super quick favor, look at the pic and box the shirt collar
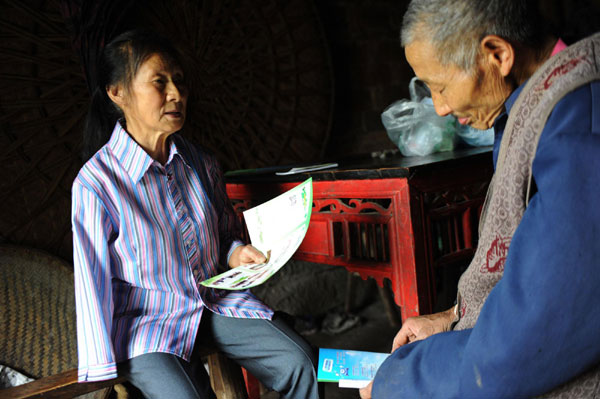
[491,82,526,166]
[550,38,567,57]
[504,83,526,115]
[168,134,193,170]
[108,121,190,184]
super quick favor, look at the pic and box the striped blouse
[72,122,273,382]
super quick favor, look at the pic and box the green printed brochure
[201,178,312,290]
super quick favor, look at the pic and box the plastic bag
[456,124,495,147]
[381,77,457,157]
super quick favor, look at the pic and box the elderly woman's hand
[228,244,267,268]
[391,306,457,353]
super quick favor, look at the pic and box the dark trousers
[117,311,319,399]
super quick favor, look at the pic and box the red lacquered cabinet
[226,147,493,321]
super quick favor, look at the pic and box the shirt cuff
[78,363,118,382]
[226,240,245,267]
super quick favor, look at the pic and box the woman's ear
[106,84,126,107]
[480,35,514,77]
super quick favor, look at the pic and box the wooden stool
[205,350,248,399]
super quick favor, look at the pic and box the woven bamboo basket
[0,0,333,260]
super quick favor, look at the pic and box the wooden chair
[0,244,248,399]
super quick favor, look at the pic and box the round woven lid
[0,244,77,379]
[0,0,333,260]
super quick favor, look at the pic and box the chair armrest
[0,368,126,399]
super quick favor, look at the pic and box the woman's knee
[266,348,318,398]
[286,347,317,376]
[118,352,214,399]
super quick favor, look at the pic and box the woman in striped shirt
[72,29,319,399]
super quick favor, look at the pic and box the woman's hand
[228,244,267,268]
[359,381,373,399]
[391,306,457,353]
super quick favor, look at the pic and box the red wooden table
[226,147,493,321]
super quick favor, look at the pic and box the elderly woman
[360,1,600,398]
[72,30,319,399]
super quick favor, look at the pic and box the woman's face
[116,53,188,138]
[405,40,513,130]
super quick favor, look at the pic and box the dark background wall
[317,0,411,159]
[0,0,599,260]
[317,0,600,160]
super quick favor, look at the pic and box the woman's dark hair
[82,29,184,161]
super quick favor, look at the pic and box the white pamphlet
[201,178,312,290]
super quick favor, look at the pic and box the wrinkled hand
[359,381,373,399]
[391,306,457,353]
[228,244,267,268]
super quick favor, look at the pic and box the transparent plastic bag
[381,77,457,157]
[456,124,495,147]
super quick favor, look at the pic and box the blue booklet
[317,348,389,388]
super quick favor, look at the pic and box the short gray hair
[401,0,548,71]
